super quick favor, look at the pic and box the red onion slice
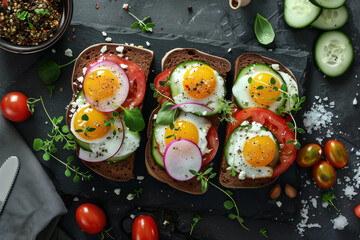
[163,139,202,181]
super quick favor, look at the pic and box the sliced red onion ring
[163,139,202,181]
[79,116,125,162]
[83,61,129,112]
[170,102,214,112]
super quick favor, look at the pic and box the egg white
[279,71,299,112]
[154,111,211,155]
[226,121,277,179]
[169,61,225,115]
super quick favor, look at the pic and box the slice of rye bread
[66,43,154,182]
[145,49,231,194]
[219,53,298,188]
[145,106,221,194]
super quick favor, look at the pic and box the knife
[0,156,20,215]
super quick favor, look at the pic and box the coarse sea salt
[303,103,334,134]
[343,185,357,200]
[65,48,73,57]
[331,215,348,230]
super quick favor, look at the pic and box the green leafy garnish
[254,13,275,45]
[218,98,236,124]
[38,58,77,97]
[98,227,115,240]
[259,228,268,238]
[30,97,93,182]
[322,192,340,212]
[130,188,143,199]
[156,101,179,129]
[189,168,249,231]
[34,9,50,16]
[226,158,237,177]
[104,111,119,127]
[129,12,155,32]
[190,214,202,235]
[114,105,145,132]
[16,10,34,29]
[150,83,173,103]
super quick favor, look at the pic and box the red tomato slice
[90,54,146,109]
[153,68,174,105]
[227,107,296,177]
[203,126,219,165]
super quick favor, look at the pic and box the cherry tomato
[325,140,348,168]
[312,161,336,188]
[1,92,31,122]
[76,203,106,234]
[132,215,159,240]
[355,204,360,218]
[296,143,323,167]
[228,108,296,177]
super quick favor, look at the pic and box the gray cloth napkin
[0,114,68,240]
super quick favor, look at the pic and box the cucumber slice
[75,137,92,152]
[314,31,353,77]
[310,0,346,9]
[311,6,348,30]
[284,0,321,28]
[151,127,164,168]
[106,129,140,163]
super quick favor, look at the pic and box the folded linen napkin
[0,114,68,240]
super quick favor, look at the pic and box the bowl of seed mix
[0,0,73,54]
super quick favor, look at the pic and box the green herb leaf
[189,169,198,176]
[225,190,233,196]
[322,191,340,212]
[75,129,83,133]
[156,101,179,127]
[228,213,237,219]
[62,125,69,133]
[281,83,288,92]
[67,156,75,163]
[259,228,269,238]
[257,86,264,90]
[286,140,295,144]
[287,122,295,128]
[224,200,234,210]
[33,138,44,151]
[248,77,253,84]
[298,128,306,134]
[38,59,61,85]
[276,97,282,102]
[64,169,71,177]
[270,77,276,85]
[121,107,145,132]
[73,175,80,183]
[254,13,275,45]
[81,114,89,121]
[203,167,213,175]
[87,127,96,132]
[43,153,50,161]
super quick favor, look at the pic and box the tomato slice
[89,54,146,109]
[203,126,219,165]
[227,107,296,177]
[153,68,174,105]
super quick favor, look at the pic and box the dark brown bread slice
[145,106,220,194]
[66,43,153,182]
[219,53,298,188]
[161,48,231,78]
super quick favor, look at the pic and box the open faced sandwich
[66,43,153,181]
[145,48,231,194]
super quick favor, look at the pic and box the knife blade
[0,156,20,214]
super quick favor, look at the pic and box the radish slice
[170,102,214,112]
[83,61,129,112]
[163,139,202,181]
[78,116,125,162]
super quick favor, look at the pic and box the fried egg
[225,121,280,179]
[154,111,212,156]
[233,63,289,113]
[169,61,226,116]
[83,60,129,112]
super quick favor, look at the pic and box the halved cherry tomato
[1,92,31,122]
[154,67,174,105]
[227,108,296,177]
[132,215,159,240]
[203,126,219,165]
[296,143,323,167]
[312,161,336,188]
[355,204,360,218]
[89,54,146,109]
[325,140,348,168]
[76,203,106,234]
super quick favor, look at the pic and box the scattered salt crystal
[323,97,328,101]
[130,214,136,219]
[163,220,170,225]
[322,202,328,208]
[228,48,232,53]
[315,96,320,99]
[310,198,317,208]
[100,45,107,54]
[146,41,150,47]
[271,64,280,71]
[65,48,73,57]
[303,102,334,134]
[73,197,79,202]
[102,31,107,36]
[137,176,144,180]
[276,201,282,207]
[331,215,348,230]
[92,187,95,191]
[51,49,56,53]
[130,43,134,46]
[316,137,323,145]
[125,57,129,60]
[105,37,112,42]
[353,98,358,106]
[127,193,134,201]
[114,188,121,195]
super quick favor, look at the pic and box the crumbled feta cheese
[100,45,107,54]
[102,31,107,36]
[146,41,150,47]
[137,176,145,180]
[77,76,84,83]
[120,64,128,69]
[127,193,134,201]
[271,64,280,71]
[331,215,348,230]
[65,48,73,57]
[238,171,246,180]
[276,201,282,207]
[105,37,112,42]
[153,114,157,120]
[114,188,121,195]
[83,67,87,75]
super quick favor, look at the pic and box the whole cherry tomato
[0,92,31,122]
[76,203,106,234]
[325,140,348,168]
[132,215,159,240]
[355,204,360,218]
[296,143,323,167]
[312,161,336,188]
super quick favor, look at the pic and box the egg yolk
[243,135,276,167]
[183,65,217,99]
[249,73,281,108]
[164,120,199,146]
[83,69,120,101]
[73,106,110,140]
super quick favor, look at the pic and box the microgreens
[150,83,173,103]
[29,97,93,183]
[34,9,50,16]
[322,191,340,212]
[104,111,118,127]
[38,58,77,97]
[113,105,145,132]
[248,76,306,150]
[218,98,236,124]
[130,188,143,199]
[159,80,170,87]
[190,213,202,235]
[226,158,237,177]
[75,114,96,137]
[189,168,249,231]
[156,101,179,130]
[259,228,269,238]
[99,227,115,240]
[16,10,34,29]
[129,12,155,32]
